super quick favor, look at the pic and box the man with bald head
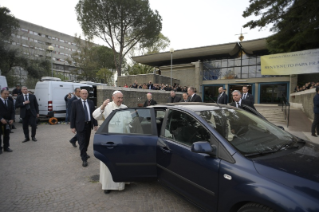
[70,89,98,167]
[217,87,228,104]
[143,93,157,107]
[92,90,129,194]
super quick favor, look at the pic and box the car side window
[164,110,211,146]
[106,108,153,135]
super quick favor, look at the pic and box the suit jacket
[167,96,181,103]
[147,83,154,89]
[217,92,228,104]
[314,93,319,114]
[0,98,15,121]
[143,99,157,107]
[242,93,254,104]
[230,99,256,111]
[70,99,98,132]
[188,94,202,102]
[15,94,39,118]
[67,96,79,117]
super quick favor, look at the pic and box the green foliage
[243,0,319,53]
[26,59,51,79]
[124,63,153,75]
[75,0,162,76]
[0,7,19,40]
[96,68,113,84]
[53,71,69,81]
[70,35,115,81]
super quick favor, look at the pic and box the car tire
[238,203,274,212]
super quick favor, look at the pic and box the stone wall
[290,88,316,120]
[117,73,180,87]
[97,85,184,108]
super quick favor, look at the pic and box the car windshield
[196,109,297,155]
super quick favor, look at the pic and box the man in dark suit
[147,81,154,90]
[230,90,256,111]
[187,86,202,102]
[217,87,228,104]
[15,86,39,142]
[68,88,81,147]
[168,91,181,103]
[311,86,319,137]
[242,86,254,106]
[180,93,188,102]
[143,93,157,107]
[0,89,15,153]
[70,89,98,167]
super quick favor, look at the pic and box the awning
[132,38,268,67]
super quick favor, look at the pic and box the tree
[70,35,116,81]
[0,7,19,40]
[96,68,113,84]
[242,0,319,53]
[75,0,162,76]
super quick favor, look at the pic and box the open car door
[94,108,158,182]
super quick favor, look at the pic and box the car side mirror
[191,142,217,157]
[277,126,285,130]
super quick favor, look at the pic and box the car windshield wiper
[244,150,278,157]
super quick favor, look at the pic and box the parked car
[93,103,319,212]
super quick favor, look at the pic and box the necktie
[244,94,246,99]
[83,101,89,122]
[25,95,30,110]
[4,99,7,108]
[236,102,240,108]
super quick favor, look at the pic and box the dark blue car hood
[253,142,319,199]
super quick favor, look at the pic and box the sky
[1,0,273,52]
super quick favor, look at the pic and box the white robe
[92,102,128,191]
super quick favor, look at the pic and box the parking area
[0,121,200,212]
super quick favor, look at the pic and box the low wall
[117,73,180,87]
[290,88,316,120]
[97,85,184,108]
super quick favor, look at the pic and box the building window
[71,42,76,46]
[51,37,56,40]
[22,44,29,48]
[12,42,16,45]
[21,28,28,32]
[45,42,52,45]
[21,36,28,40]
[11,33,16,37]
[16,35,21,38]
[60,39,64,43]
[60,46,64,49]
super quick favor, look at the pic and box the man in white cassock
[92,90,130,194]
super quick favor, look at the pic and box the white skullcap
[112,90,122,95]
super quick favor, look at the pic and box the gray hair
[232,90,242,96]
[21,86,28,89]
[112,91,123,96]
[188,86,195,92]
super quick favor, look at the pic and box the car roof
[150,102,237,112]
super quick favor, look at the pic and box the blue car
[93,103,319,212]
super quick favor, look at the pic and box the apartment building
[8,19,87,81]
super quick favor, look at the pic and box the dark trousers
[70,134,78,143]
[23,110,37,139]
[0,124,10,149]
[311,113,319,135]
[77,122,92,161]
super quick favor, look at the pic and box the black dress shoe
[32,137,37,141]
[82,161,88,167]
[0,149,2,154]
[22,138,30,143]
[10,131,14,133]
[69,140,77,147]
[4,148,13,152]
[312,134,317,137]
[86,155,90,159]
[12,125,16,129]
[104,190,110,194]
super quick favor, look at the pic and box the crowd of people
[294,81,319,92]
[123,80,190,93]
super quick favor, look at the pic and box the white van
[34,80,93,118]
[0,76,8,90]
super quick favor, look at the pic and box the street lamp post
[47,46,54,77]
[170,48,174,86]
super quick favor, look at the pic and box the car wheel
[238,203,274,212]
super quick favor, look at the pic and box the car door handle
[102,142,116,149]
[160,146,171,154]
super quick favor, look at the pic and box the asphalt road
[0,121,200,212]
